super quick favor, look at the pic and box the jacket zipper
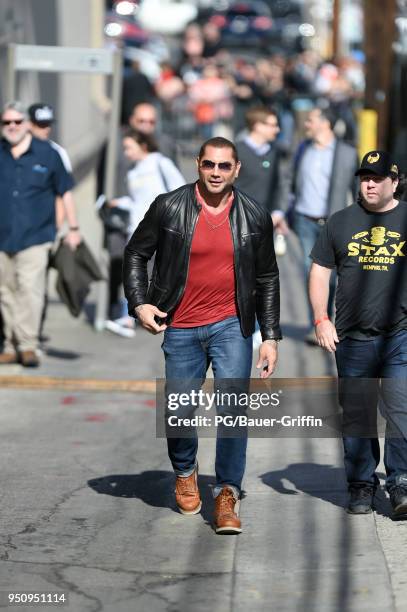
[229,208,242,319]
[166,206,201,317]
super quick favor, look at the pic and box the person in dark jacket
[123,137,281,534]
[289,105,359,344]
[97,102,180,320]
[235,106,288,348]
[236,106,286,221]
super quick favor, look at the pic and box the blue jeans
[335,331,407,489]
[292,212,335,327]
[162,315,252,494]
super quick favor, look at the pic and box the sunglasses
[2,118,24,126]
[200,160,233,171]
[136,118,156,125]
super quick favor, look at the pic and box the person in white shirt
[111,130,185,237]
[105,129,185,337]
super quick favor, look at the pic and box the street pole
[6,43,122,332]
[6,44,16,100]
[363,0,397,149]
[332,0,341,60]
[94,49,123,331]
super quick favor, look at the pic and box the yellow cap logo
[391,163,398,173]
[367,152,380,164]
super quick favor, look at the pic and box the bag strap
[157,157,170,192]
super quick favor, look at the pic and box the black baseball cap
[28,103,55,126]
[355,150,399,178]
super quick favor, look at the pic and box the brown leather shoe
[20,350,40,368]
[214,487,242,534]
[0,352,18,365]
[175,467,202,515]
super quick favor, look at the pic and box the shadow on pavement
[374,487,394,519]
[45,347,83,360]
[261,464,402,522]
[260,462,348,508]
[88,471,217,523]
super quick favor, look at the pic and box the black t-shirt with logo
[310,201,407,339]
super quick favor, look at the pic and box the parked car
[208,1,274,48]
[104,11,169,61]
[104,11,150,47]
[264,0,303,19]
[264,0,308,52]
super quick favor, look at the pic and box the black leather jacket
[123,182,281,340]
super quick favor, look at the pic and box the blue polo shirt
[0,136,74,253]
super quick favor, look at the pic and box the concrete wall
[55,0,109,167]
[0,0,108,169]
[0,0,41,104]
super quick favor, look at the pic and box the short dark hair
[395,173,407,199]
[314,106,337,130]
[198,137,239,162]
[122,128,158,153]
[245,106,278,131]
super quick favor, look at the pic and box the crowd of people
[95,23,368,335]
[121,23,365,149]
[1,27,407,533]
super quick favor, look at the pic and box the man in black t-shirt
[309,150,407,518]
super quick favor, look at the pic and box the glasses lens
[201,160,216,169]
[200,160,233,171]
[2,119,24,126]
[218,162,233,171]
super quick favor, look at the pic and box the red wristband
[314,316,330,327]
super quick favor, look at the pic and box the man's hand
[63,229,81,250]
[256,339,279,379]
[315,320,339,352]
[271,211,289,236]
[135,304,168,334]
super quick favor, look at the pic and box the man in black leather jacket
[123,137,281,534]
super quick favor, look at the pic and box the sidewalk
[0,387,397,612]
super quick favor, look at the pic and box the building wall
[55,0,108,166]
[0,0,108,169]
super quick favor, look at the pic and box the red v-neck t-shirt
[171,185,237,327]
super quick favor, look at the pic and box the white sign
[14,45,113,74]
